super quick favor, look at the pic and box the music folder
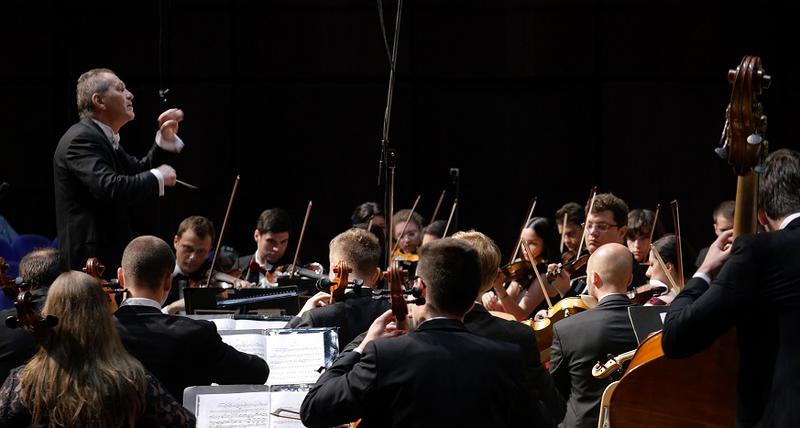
[627,305,669,344]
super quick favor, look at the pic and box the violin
[5,290,58,343]
[269,262,326,284]
[329,261,351,304]
[528,294,597,362]
[500,259,548,285]
[626,281,668,305]
[546,253,590,283]
[83,258,127,310]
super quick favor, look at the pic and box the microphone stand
[377,0,405,270]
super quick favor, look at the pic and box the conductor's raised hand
[158,108,184,141]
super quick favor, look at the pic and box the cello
[604,55,769,427]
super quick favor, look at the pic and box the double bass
[604,55,769,427]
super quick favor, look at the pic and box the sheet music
[236,319,288,330]
[210,318,289,331]
[269,389,307,428]
[211,318,236,330]
[196,391,270,428]
[266,332,325,385]
[220,333,268,362]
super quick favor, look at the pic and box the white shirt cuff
[353,347,364,354]
[155,131,184,153]
[692,271,711,286]
[150,168,165,197]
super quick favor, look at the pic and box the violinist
[234,208,292,285]
[625,208,665,263]
[114,236,269,401]
[482,217,561,320]
[548,243,639,428]
[0,248,67,383]
[694,200,734,268]
[452,230,566,426]
[421,219,447,245]
[301,239,539,428]
[663,149,800,427]
[286,228,390,346]
[638,234,694,306]
[0,271,195,427]
[162,215,215,311]
[566,193,647,295]
[555,202,584,256]
[351,201,386,231]
[391,208,425,261]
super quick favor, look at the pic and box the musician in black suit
[53,68,184,272]
[548,243,639,428]
[301,239,538,428]
[0,248,67,383]
[162,216,215,311]
[663,149,800,428]
[286,228,389,347]
[234,208,292,285]
[114,236,269,400]
[452,230,565,427]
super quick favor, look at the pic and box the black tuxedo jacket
[465,304,566,426]
[301,318,538,428]
[285,287,390,348]
[663,217,800,427]
[53,119,173,271]
[114,304,269,400]
[549,294,638,428]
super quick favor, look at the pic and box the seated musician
[0,271,195,427]
[285,228,390,347]
[663,149,800,427]
[301,239,540,428]
[421,219,447,245]
[559,193,646,295]
[548,243,639,428]
[452,230,566,426]
[391,208,424,260]
[114,236,269,400]
[234,208,292,285]
[694,199,734,268]
[641,234,695,306]
[555,202,584,256]
[625,208,665,263]
[351,201,386,231]
[162,215,215,312]
[482,217,562,321]
[0,248,68,383]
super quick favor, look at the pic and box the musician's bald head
[585,243,633,298]
[120,236,175,297]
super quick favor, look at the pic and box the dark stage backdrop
[1,0,797,267]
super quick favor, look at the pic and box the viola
[5,290,58,343]
[528,294,597,362]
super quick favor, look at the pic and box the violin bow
[429,190,446,225]
[650,244,679,293]
[670,200,684,287]
[442,198,458,237]
[559,212,568,254]
[390,195,422,256]
[206,175,240,287]
[575,187,597,261]
[290,201,313,279]
[649,204,661,244]
[510,198,537,264]
[521,239,553,310]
